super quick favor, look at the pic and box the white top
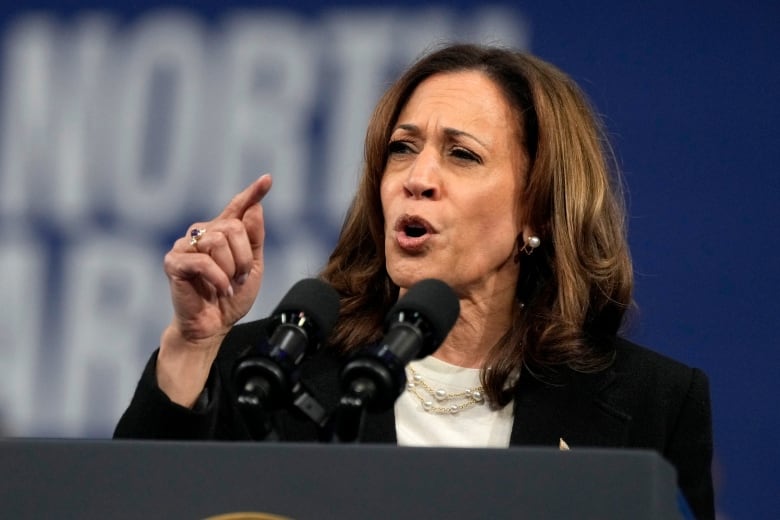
[394,355,514,448]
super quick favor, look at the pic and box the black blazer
[115,319,714,519]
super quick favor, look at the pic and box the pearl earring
[520,235,541,255]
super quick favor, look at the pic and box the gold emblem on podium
[205,512,293,520]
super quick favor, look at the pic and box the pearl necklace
[406,365,485,415]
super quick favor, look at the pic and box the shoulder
[612,337,698,379]
[607,339,714,517]
[610,336,708,389]
[604,337,710,421]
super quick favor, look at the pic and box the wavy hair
[320,43,633,406]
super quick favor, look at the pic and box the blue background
[0,2,777,518]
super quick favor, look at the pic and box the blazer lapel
[300,350,631,447]
[509,365,631,449]
[359,364,630,447]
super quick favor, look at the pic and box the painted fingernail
[236,273,249,285]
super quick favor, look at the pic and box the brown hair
[320,43,633,406]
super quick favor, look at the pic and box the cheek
[380,172,407,228]
[379,180,392,227]
[456,199,520,255]
[469,194,520,233]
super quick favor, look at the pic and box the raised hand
[156,174,273,406]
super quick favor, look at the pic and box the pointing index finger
[218,174,273,219]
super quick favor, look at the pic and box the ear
[521,224,536,243]
[516,225,542,257]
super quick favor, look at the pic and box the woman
[115,44,714,518]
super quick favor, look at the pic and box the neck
[432,284,517,368]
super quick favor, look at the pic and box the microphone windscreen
[272,278,340,337]
[387,279,460,347]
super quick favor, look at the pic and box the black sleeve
[113,349,222,440]
[113,319,293,441]
[664,367,715,520]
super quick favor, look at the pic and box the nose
[403,147,441,199]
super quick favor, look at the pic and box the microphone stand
[332,378,377,443]
[232,277,341,441]
[234,328,330,440]
[331,338,411,443]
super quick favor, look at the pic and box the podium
[0,439,684,519]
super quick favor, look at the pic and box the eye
[388,140,415,155]
[451,147,482,164]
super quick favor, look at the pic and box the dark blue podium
[0,439,684,519]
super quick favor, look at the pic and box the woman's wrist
[156,325,225,408]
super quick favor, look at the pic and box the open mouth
[396,215,434,238]
[405,223,427,238]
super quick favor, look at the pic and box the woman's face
[381,70,529,299]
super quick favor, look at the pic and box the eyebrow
[393,124,488,149]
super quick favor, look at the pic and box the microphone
[338,278,460,420]
[233,278,340,431]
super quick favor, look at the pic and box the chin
[388,265,447,291]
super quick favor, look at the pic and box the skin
[157,174,272,407]
[381,71,533,368]
[157,70,533,407]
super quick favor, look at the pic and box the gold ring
[189,228,206,249]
